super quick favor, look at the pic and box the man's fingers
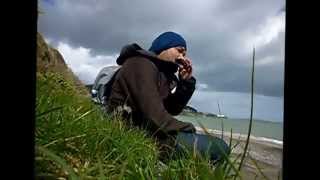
[185,58,192,66]
[180,69,186,76]
[179,69,192,80]
[187,66,192,73]
[179,69,186,76]
[181,73,187,80]
[187,73,192,79]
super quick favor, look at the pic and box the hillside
[37,33,89,96]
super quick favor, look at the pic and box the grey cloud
[279,5,286,13]
[193,30,285,97]
[195,55,284,97]
[38,0,285,97]
[38,0,191,55]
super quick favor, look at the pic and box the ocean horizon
[176,114,283,141]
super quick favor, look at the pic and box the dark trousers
[175,132,230,163]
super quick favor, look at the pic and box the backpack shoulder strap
[102,68,121,104]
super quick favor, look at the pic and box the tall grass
[35,72,159,179]
[238,47,256,172]
[35,72,245,179]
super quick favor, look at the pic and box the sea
[175,114,283,141]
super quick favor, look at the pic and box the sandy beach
[195,127,283,179]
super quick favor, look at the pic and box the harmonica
[176,58,192,73]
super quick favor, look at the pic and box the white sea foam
[195,126,283,146]
[254,136,283,145]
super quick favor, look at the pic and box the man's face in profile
[157,46,186,63]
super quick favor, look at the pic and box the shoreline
[195,126,283,179]
[195,126,283,147]
[176,114,283,143]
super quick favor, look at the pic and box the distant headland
[181,105,228,118]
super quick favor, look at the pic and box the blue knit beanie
[149,32,187,55]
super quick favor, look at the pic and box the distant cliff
[181,106,223,118]
[182,105,198,113]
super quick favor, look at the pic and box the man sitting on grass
[106,31,230,163]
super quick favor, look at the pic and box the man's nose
[177,53,185,59]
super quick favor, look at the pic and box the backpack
[91,65,121,105]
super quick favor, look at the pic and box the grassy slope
[35,33,247,179]
[36,72,159,179]
[36,71,243,179]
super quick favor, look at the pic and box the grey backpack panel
[91,65,121,104]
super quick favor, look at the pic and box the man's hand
[177,57,193,80]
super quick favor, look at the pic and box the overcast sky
[38,0,285,122]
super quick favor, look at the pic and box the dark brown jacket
[107,44,196,140]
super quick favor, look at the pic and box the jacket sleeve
[120,58,195,135]
[163,76,196,115]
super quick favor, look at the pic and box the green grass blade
[36,145,79,180]
[223,128,234,172]
[197,121,243,180]
[248,153,270,180]
[36,106,64,117]
[97,154,107,180]
[229,128,233,150]
[225,153,242,178]
[118,161,128,179]
[221,118,224,140]
[72,109,94,123]
[238,47,256,172]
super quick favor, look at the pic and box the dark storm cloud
[38,0,285,97]
[194,31,285,97]
[38,0,189,55]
